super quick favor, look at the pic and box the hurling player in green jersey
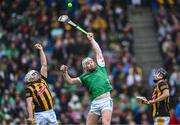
[60,33,113,125]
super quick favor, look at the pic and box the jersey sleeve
[77,77,82,84]
[97,57,105,67]
[25,87,33,98]
[159,82,169,92]
[79,74,85,84]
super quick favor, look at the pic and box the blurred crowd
[0,0,179,124]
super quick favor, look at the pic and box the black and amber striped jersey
[152,80,170,118]
[25,75,54,112]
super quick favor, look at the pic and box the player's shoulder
[25,84,33,92]
[79,72,89,78]
[158,80,168,87]
[41,78,47,84]
[26,83,32,88]
[97,64,105,68]
[96,64,106,70]
[97,64,107,73]
[157,80,169,91]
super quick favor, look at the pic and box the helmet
[153,68,167,81]
[82,57,96,72]
[24,70,41,83]
[82,57,93,69]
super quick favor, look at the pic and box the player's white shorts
[34,109,58,125]
[90,97,113,116]
[154,116,170,125]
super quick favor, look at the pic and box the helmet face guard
[153,68,167,82]
[24,70,41,83]
[82,57,96,72]
[82,57,93,68]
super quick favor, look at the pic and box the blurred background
[0,0,179,124]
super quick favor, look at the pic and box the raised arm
[34,44,47,78]
[60,65,81,84]
[87,33,105,67]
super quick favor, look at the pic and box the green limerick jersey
[79,65,113,101]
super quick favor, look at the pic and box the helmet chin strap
[153,78,165,84]
[153,79,159,83]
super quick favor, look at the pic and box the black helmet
[153,68,168,81]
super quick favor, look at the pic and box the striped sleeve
[159,82,169,92]
[25,87,33,98]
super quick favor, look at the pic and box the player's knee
[102,118,111,125]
